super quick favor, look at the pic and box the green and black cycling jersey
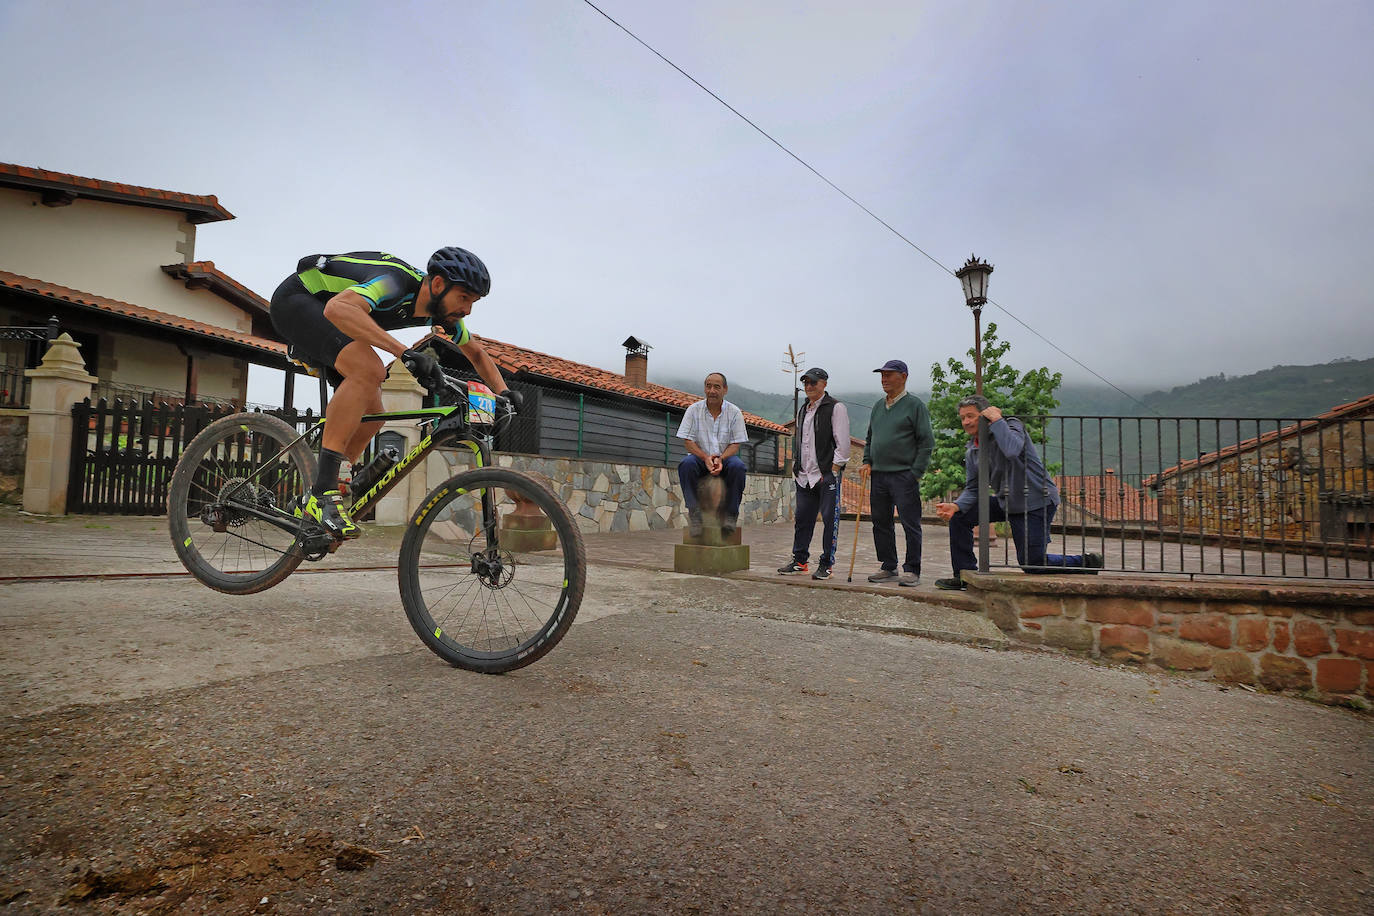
[290,251,470,344]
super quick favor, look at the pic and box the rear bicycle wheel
[399,467,586,673]
[167,412,317,594]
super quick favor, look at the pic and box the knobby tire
[398,467,586,674]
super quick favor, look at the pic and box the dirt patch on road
[43,827,352,913]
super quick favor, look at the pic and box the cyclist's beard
[425,292,456,335]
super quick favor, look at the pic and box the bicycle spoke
[168,413,315,594]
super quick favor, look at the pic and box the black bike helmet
[427,246,491,297]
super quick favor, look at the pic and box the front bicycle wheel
[168,412,317,594]
[399,467,586,673]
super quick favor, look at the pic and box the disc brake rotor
[469,541,517,589]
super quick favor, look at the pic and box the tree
[923,321,1062,501]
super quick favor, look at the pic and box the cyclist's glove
[401,348,445,394]
[497,389,525,416]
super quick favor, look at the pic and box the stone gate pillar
[23,334,96,515]
[373,364,426,525]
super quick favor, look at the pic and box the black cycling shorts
[269,276,351,388]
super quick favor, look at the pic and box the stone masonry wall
[1156,416,1373,541]
[968,576,1374,701]
[0,412,27,504]
[432,448,792,534]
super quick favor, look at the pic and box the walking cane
[847,469,868,582]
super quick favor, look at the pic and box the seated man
[676,372,749,537]
[933,395,1102,589]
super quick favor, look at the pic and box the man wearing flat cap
[778,367,851,580]
[861,359,934,586]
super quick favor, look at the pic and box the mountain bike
[166,370,585,674]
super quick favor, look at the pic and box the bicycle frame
[221,399,496,539]
[346,406,493,517]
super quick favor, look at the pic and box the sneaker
[1084,552,1104,574]
[811,566,833,580]
[867,569,898,583]
[722,514,739,536]
[778,559,809,574]
[934,576,967,591]
[898,572,920,587]
[688,509,703,538]
[301,490,359,540]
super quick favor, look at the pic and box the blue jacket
[954,417,1059,514]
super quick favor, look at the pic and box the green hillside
[1134,358,1373,418]
[1047,359,1373,475]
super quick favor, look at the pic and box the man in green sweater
[861,359,934,586]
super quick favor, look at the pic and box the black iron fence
[0,362,28,410]
[67,399,320,515]
[968,414,1373,581]
[0,316,59,409]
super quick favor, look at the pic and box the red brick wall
[974,581,1374,700]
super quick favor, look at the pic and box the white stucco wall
[105,333,244,403]
[0,188,249,332]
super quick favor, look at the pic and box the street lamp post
[954,254,994,572]
[954,255,994,395]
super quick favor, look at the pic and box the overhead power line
[579,0,1155,413]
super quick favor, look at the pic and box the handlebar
[404,337,518,422]
[429,371,518,423]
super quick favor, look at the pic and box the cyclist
[269,247,522,540]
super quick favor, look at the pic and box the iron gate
[66,399,316,515]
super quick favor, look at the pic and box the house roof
[1145,393,1374,485]
[0,269,287,363]
[160,261,270,317]
[424,333,788,433]
[0,162,234,224]
[1056,474,1159,522]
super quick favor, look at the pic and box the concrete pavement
[0,508,1000,644]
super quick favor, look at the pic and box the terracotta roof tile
[0,162,233,223]
[1145,393,1374,484]
[160,261,270,316]
[0,269,285,360]
[1056,475,1159,522]
[428,333,788,432]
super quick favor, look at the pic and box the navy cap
[801,367,828,382]
[873,359,908,374]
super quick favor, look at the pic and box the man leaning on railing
[933,395,1103,590]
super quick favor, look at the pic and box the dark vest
[793,394,839,477]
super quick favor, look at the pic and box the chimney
[622,335,651,388]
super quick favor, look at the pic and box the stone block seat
[498,471,559,552]
[673,476,749,574]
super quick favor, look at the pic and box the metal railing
[968,414,1372,581]
[0,362,29,409]
[0,316,60,408]
[90,380,243,409]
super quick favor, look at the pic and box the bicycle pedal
[297,523,335,554]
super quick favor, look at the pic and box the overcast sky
[3,0,1372,405]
